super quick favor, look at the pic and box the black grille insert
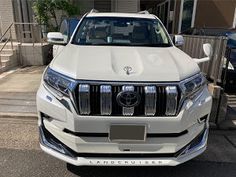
[75,84,178,117]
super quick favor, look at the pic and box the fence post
[30,24,35,47]
[0,52,2,68]
[39,24,43,46]
[9,25,13,51]
[222,47,231,90]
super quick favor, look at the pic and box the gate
[181,35,228,85]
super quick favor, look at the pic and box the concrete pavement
[0,66,45,118]
[0,148,236,177]
[0,117,235,177]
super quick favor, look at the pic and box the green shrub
[32,0,79,31]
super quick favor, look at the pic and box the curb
[0,112,37,120]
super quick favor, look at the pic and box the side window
[60,20,68,36]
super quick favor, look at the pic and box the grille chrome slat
[165,86,178,116]
[78,84,90,115]
[100,85,112,115]
[122,85,135,116]
[144,86,157,116]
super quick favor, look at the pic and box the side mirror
[193,43,213,64]
[47,32,67,45]
[203,43,213,57]
[174,35,184,47]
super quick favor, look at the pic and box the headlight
[43,67,76,97]
[180,73,207,99]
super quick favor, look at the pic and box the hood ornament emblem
[123,66,133,75]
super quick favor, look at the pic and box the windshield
[72,17,172,47]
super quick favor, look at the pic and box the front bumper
[37,83,212,166]
[39,122,208,166]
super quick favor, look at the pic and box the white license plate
[109,125,146,142]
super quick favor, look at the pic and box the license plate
[109,125,146,142]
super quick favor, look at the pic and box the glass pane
[164,2,169,27]
[181,0,194,32]
[73,17,172,47]
[160,5,165,22]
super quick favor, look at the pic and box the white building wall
[0,0,16,39]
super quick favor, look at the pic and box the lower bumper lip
[39,122,208,166]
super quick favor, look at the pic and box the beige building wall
[0,0,16,39]
[195,0,236,28]
[171,0,236,33]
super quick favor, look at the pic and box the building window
[155,1,170,31]
[179,0,197,33]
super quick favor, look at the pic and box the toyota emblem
[116,91,141,107]
[123,66,132,75]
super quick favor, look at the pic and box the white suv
[37,10,212,166]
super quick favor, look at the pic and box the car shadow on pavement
[67,160,236,177]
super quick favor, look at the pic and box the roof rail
[90,9,99,13]
[138,10,150,14]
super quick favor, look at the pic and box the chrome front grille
[144,86,157,116]
[76,84,180,117]
[100,85,112,115]
[165,86,178,116]
[78,84,90,115]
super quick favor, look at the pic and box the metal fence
[14,22,45,44]
[180,35,228,84]
[0,22,47,69]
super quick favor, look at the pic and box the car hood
[50,44,200,82]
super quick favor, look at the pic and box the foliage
[32,0,79,31]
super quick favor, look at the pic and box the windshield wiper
[133,43,172,47]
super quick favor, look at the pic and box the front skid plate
[40,143,206,166]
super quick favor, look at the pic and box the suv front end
[37,11,212,166]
